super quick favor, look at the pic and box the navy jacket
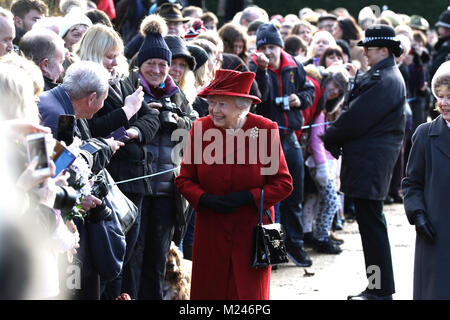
[87,76,160,195]
[249,50,315,137]
[323,56,406,200]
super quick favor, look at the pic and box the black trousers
[138,195,176,299]
[353,198,395,296]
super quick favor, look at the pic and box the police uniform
[323,25,406,300]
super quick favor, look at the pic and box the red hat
[198,69,261,104]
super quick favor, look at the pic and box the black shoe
[303,232,318,247]
[330,231,344,245]
[286,244,312,267]
[315,238,342,254]
[347,290,393,300]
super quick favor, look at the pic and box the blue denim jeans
[279,132,305,248]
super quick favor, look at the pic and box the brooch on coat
[250,126,259,139]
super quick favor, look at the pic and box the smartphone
[26,133,51,175]
[57,114,76,146]
[51,140,76,178]
[106,126,129,142]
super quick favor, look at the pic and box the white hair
[62,61,110,100]
[431,60,450,98]
[0,7,13,21]
[234,97,252,110]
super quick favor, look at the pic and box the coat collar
[50,85,74,115]
[428,115,450,159]
[370,55,396,72]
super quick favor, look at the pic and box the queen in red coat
[174,69,293,300]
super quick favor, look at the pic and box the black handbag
[102,169,138,234]
[251,189,289,268]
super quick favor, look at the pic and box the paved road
[270,203,416,300]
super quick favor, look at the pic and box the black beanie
[164,35,196,70]
[256,23,284,49]
[137,15,172,67]
[187,44,209,71]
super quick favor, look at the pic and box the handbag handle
[259,189,274,225]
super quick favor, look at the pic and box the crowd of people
[0,0,448,300]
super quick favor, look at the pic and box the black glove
[324,141,342,159]
[320,134,342,159]
[413,211,436,244]
[199,193,236,214]
[222,190,254,207]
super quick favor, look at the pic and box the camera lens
[160,110,178,130]
[53,186,78,211]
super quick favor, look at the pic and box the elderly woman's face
[207,95,245,129]
[169,57,187,83]
[313,36,331,57]
[64,24,88,51]
[140,58,169,87]
[436,86,450,121]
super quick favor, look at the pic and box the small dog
[163,242,191,300]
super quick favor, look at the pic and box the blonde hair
[0,63,39,122]
[307,30,336,59]
[76,24,129,77]
[0,53,44,98]
[193,63,209,89]
[181,71,197,104]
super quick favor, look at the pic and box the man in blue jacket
[249,23,315,267]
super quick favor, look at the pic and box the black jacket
[87,76,160,195]
[139,76,198,197]
[323,56,406,200]
[249,50,315,137]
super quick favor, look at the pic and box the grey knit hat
[187,44,209,71]
[164,35,196,70]
[256,23,283,49]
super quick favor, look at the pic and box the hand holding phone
[51,140,77,178]
[106,126,129,142]
[16,156,55,192]
[26,132,51,175]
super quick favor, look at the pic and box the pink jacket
[308,112,334,166]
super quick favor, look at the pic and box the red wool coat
[175,113,293,300]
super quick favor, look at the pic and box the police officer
[322,25,406,300]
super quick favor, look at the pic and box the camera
[275,96,290,111]
[53,186,78,211]
[88,178,112,223]
[158,97,180,130]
